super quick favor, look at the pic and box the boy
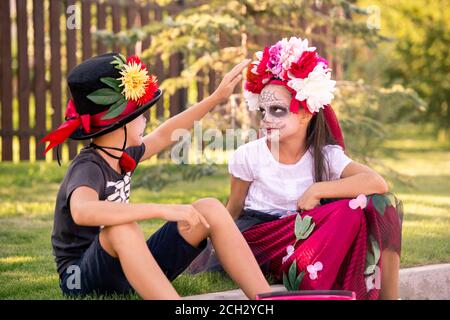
[43,53,271,299]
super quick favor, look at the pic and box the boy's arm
[140,59,250,161]
[70,186,209,229]
[226,176,251,220]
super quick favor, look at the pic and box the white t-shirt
[228,137,352,214]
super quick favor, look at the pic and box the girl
[187,37,403,300]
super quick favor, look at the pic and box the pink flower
[268,42,283,76]
[349,194,367,210]
[307,261,323,280]
[365,266,381,292]
[282,245,295,264]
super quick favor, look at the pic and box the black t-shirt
[51,144,146,275]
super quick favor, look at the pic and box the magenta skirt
[242,193,403,300]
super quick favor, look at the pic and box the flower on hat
[87,54,158,120]
[243,36,335,114]
[119,60,151,102]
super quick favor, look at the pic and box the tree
[97,0,424,188]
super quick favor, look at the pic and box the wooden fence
[0,0,340,162]
[0,0,194,162]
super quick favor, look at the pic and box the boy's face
[258,85,312,142]
[126,114,147,146]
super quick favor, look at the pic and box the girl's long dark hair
[305,110,340,183]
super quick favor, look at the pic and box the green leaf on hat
[87,88,122,105]
[118,53,127,63]
[101,98,128,120]
[100,77,121,92]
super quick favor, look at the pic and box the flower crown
[87,54,158,120]
[244,37,336,114]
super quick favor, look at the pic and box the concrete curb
[183,264,450,300]
[399,263,450,300]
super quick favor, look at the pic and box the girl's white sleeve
[228,145,254,182]
[324,145,353,180]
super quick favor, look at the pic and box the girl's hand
[297,184,322,212]
[161,204,210,232]
[211,59,251,103]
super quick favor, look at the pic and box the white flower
[282,245,295,264]
[279,37,316,72]
[287,63,336,113]
[244,90,260,111]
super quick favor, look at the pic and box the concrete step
[183,263,450,300]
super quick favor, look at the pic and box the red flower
[136,74,158,106]
[256,47,270,75]
[289,51,320,79]
[127,55,147,70]
[246,63,260,83]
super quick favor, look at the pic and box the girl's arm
[314,161,389,198]
[141,60,250,161]
[226,176,251,220]
[298,161,389,211]
[70,186,209,230]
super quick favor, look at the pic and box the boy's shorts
[59,221,207,297]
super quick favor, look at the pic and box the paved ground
[183,264,450,300]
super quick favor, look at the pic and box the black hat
[41,53,162,154]
[68,52,162,140]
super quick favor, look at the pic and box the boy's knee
[102,222,144,250]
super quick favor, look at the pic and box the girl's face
[258,85,312,142]
[125,114,147,146]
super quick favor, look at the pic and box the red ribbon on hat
[41,100,91,155]
[41,99,139,155]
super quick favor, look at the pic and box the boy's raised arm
[140,59,250,161]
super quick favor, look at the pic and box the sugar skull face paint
[258,84,312,142]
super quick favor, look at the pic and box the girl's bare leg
[100,222,180,299]
[379,249,400,300]
[179,198,272,300]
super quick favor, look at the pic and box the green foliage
[364,235,381,275]
[294,214,315,241]
[283,260,305,291]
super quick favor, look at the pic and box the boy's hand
[211,59,251,104]
[161,204,210,232]
[297,184,322,212]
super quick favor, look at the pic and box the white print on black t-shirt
[106,173,131,203]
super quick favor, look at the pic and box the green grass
[0,126,449,299]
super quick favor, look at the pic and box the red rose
[246,63,260,83]
[289,51,319,79]
[256,47,270,75]
[245,80,264,94]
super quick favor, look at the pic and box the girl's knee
[192,198,233,228]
